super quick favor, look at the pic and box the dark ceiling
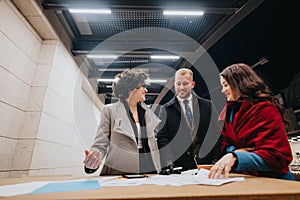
[208,0,299,96]
[40,0,299,110]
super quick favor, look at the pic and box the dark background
[209,0,299,95]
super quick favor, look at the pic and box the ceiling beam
[42,0,240,13]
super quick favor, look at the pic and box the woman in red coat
[208,63,294,180]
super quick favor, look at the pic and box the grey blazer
[91,101,161,175]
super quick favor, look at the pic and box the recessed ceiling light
[69,9,111,14]
[151,55,180,59]
[163,10,204,16]
[87,55,118,59]
[146,79,167,83]
[97,78,119,82]
[98,68,130,72]
[97,78,167,83]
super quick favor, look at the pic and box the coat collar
[113,101,160,139]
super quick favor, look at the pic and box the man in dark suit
[157,68,221,173]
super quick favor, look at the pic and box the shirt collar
[176,94,192,103]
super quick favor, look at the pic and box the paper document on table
[101,176,147,186]
[0,170,244,196]
[143,169,244,186]
[100,169,245,186]
[0,181,49,197]
[0,178,101,197]
[194,168,245,185]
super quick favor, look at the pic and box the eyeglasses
[136,84,147,89]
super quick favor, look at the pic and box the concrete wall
[0,0,102,178]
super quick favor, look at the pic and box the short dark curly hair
[113,69,149,99]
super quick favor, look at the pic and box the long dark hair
[220,63,292,131]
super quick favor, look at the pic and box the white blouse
[136,123,143,149]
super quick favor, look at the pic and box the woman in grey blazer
[83,69,161,175]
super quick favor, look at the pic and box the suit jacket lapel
[141,104,161,137]
[192,95,201,132]
[171,97,181,113]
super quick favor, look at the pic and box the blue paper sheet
[31,180,100,194]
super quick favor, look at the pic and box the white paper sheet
[141,169,244,186]
[101,169,244,187]
[101,177,147,186]
[0,178,103,197]
[0,169,244,197]
[0,181,49,197]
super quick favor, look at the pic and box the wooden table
[1,174,300,200]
